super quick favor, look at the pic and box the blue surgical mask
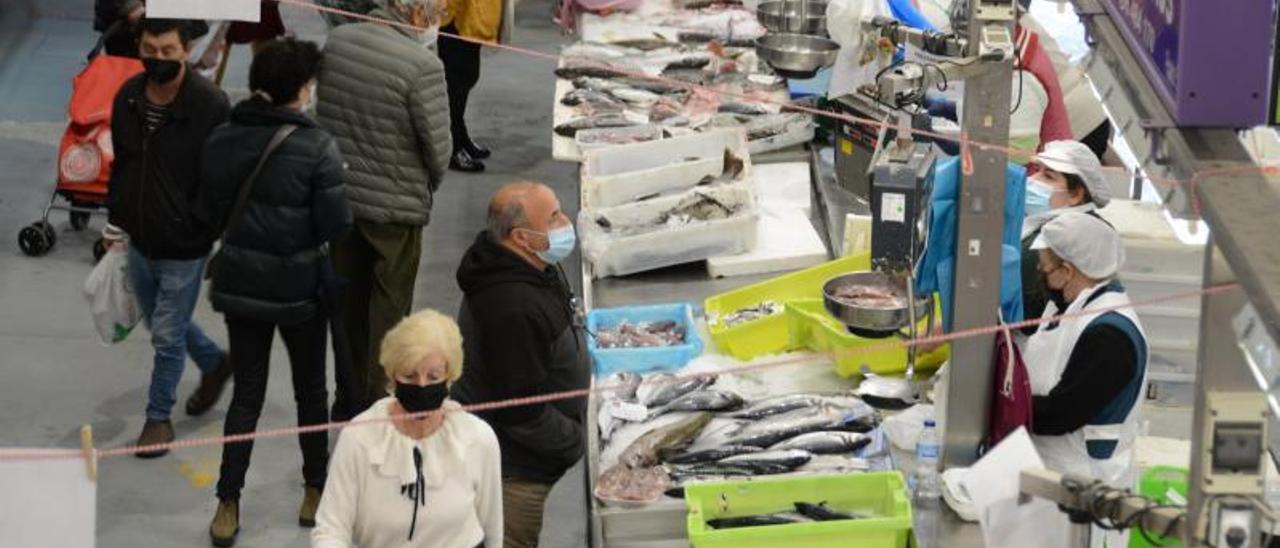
[534,224,576,264]
[1024,179,1055,217]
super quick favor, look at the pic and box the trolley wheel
[35,221,57,249]
[18,224,51,256]
[92,238,108,263]
[70,211,91,232]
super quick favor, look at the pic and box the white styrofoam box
[748,121,815,155]
[842,214,872,258]
[1133,306,1201,347]
[575,124,664,153]
[706,205,827,278]
[581,128,750,208]
[581,184,759,278]
[750,162,811,213]
[1119,271,1203,314]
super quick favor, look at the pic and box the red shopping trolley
[17,24,143,260]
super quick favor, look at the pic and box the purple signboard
[1099,0,1275,127]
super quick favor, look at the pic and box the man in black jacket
[451,181,588,548]
[105,18,231,458]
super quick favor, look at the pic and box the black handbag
[206,123,298,280]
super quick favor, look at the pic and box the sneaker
[299,486,323,527]
[134,419,174,459]
[186,355,233,416]
[210,499,239,547]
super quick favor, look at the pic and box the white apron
[1024,281,1149,548]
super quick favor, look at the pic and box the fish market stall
[550,0,816,162]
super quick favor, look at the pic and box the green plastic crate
[705,253,872,360]
[786,300,949,378]
[685,472,914,548]
[1130,466,1187,547]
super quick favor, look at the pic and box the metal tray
[821,271,931,336]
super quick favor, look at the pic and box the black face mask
[141,58,182,85]
[395,381,448,414]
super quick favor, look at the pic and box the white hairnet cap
[1031,140,1111,207]
[1031,212,1125,279]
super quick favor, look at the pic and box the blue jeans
[127,247,225,421]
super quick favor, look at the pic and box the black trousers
[437,24,483,150]
[216,313,329,501]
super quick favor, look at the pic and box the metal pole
[940,8,1015,468]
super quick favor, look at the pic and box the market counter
[577,151,987,548]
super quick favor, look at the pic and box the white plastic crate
[581,128,751,209]
[580,184,759,278]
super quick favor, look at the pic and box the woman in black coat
[196,38,352,547]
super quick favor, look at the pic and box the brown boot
[186,355,233,416]
[299,486,323,527]
[210,499,239,547]
[134,419,174,459]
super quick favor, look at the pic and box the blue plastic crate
[586,303,704,376]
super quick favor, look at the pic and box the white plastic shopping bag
[83,248,141,344]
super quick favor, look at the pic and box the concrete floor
[0,1,586,546]
[0,2,1201,547]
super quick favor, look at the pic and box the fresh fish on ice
[711,301,782,329]
[718,449,814,470]
[620,411,713,468]
[594,320,686,348]
[597,371,647,442]
[667,461,795,479]
[794,501,866,521]
[718,101,773,115]
[767,431,873,455]
[608,86,662,107]
[561,88,625,109]
[561,41,637,60]
[726,405,878,447]
[648,389,744,418]
[725,393,825,420]
[608,35,676,51]
[637,373,715,407]
[604,371,643,401]
[555,61,628,80]
[663,444,762,465]
[616,77,691,96]
[657,191,740,224]
[553,114,638,137]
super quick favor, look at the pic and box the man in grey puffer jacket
[316,0,451,417]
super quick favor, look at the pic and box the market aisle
[0,0,583,546]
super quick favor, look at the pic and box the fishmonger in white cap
[1020,139,1116,329]
[1023,211,1149,548]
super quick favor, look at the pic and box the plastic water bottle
[913,419,941,500]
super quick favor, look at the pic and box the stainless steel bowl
[821,271,932,335]
[754,34,840,80]
[757,1,828,35]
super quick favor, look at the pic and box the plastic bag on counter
[580,183,760,278]
[882,403,935,452]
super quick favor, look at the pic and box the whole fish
[677,30,757,48]
[608,87,661,107]
[649,389,744,418]
[725,394,824,420]
[663,444,761,465]
[718,449,813,470]
[706,513,808,529]
[661,67,714,87]
[555,61,627,80]
[561,88,624,109]
[668,461,795,479]
[604,371,642,401]
[768,431,872,455]
[794,502,863,521]
[727,406,878,447]
[638,374,716,408]
[608,35,676,51]
[616,77,691,96]
[620,412,713,468]
[553,114,638,137]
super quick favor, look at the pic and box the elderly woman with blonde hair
[313,309,503,548]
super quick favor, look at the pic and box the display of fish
[648,389,744,418]
[637,374,715,408]
[718,448,813,470]
[616,77,691,96]
[594,320,686,348]
[657,191,740,224]
[767,431,873,455]
[608,86,662,107]
[620,411,713,468]
[726,405,878,447]
[667,461,795,480]
[555,61,628,80]
[663,444,762,465]
[677,30,758,48]
[605,371,643,402]
[706,513,808,529]
[561,41,637,61]
[553,114,638,137]
[713,301,782,329]
[608,35,677,51]
[725,394,825,420]
[661,67,715,87]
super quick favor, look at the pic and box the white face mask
[418,25,439,46]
